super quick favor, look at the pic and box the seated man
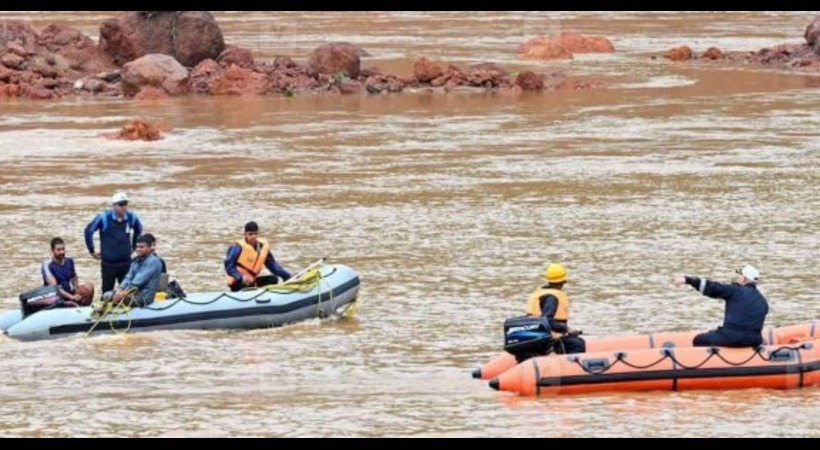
[104,235,163,307]
[224,222,292,292]
[41,237,94,306]
[674,265,769,348]
[141,233,167,274]
[141,233,186,299]
[526,263,586,354]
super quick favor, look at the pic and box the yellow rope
[341,296,361,319]
[107,302,134,335]
[262,267,360,319]
[263,268,332,316]
[87,291,136,337]
[263,268,324,294]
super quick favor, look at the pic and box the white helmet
[737,265,760,283]
[111,192,129,205]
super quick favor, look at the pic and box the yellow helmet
[545,264,567,284]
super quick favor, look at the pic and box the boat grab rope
[567,343,813,376]
[141,267,331,312]
[85,264,358,336]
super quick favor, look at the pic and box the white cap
[737,265,760,283]
[111,192,129,204]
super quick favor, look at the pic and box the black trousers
[102,261,131,294]
[229,275,280,292]
[693,329,763,348]
[553,336,587,355]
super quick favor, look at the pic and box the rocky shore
[3,12,819,103]
[662,15,820,71]
[0,11,613,101]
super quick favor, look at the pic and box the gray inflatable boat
[2,264,360,341]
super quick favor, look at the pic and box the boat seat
[158,273,170,294]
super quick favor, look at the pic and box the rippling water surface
[0,11,818,438]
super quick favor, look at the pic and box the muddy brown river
[0,11,818,437]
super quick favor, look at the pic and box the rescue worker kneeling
[526,263,586,355]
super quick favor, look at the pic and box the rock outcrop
[100,11,225,67]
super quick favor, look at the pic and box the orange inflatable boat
[473,321,819,381]
[491,340,820,396]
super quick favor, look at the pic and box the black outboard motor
[504,316,556,363]
[19,286,61,318]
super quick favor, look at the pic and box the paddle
[282,257,327,286]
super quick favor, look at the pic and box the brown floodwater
[0,11,818,437]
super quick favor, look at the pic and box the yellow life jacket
[226,238,270,286]
[526,287,570,338]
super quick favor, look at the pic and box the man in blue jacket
[674,265,769,348]
[85,193,143,294]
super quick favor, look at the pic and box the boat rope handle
[568,344,809,376]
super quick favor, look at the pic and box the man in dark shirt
[41,237,94,306]
[674,265,769,348]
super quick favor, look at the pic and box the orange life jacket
[226,238,270,286]
[526,287,570,338]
